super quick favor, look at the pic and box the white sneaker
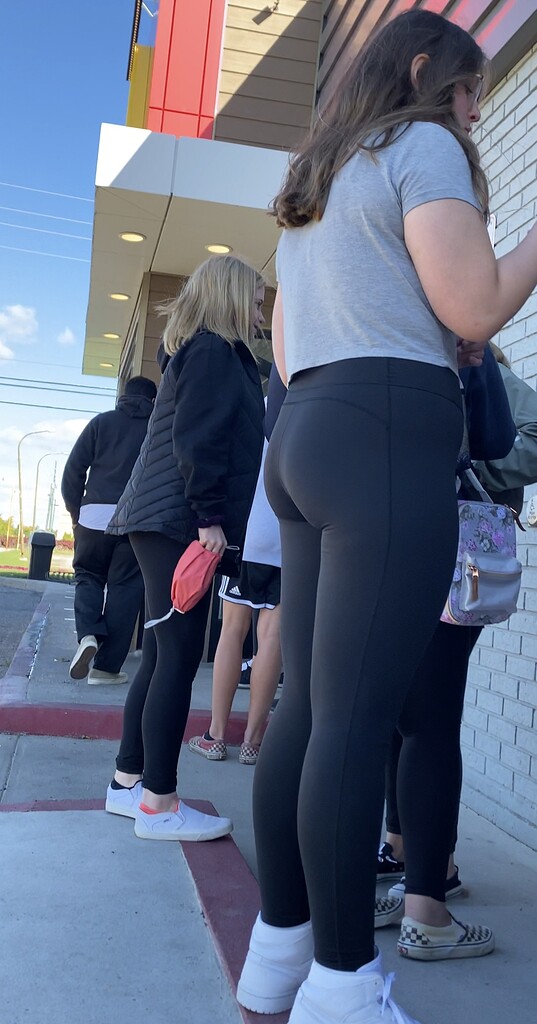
[105,781,143,819]
[289,958,421,1024]
[88,669,128,685]
[134,801,232,841]
[69,635,98,679]
[237,914,314,1014]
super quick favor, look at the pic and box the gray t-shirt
[276,122,481,380]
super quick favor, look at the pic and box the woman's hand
[457,338,487,368]
[198,524,227,556]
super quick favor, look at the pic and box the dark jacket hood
[116,394,154,419]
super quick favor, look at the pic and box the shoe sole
[398,933,494,960]
[88,677,128,685]
[134,821,233,841]
[239,756,258,765]
[236,982,297,1014]
[69,643,98,680]
[104,799,137,819]
[188,740,227,761]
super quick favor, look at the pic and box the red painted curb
[174,801,290,1024]
[0,701,249,741]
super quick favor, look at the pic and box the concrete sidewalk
[1,577,537,1023]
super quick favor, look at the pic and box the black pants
[115,532,212,794]
[384,622,482,865]
[72,525,144,673]
[252,358,463,971]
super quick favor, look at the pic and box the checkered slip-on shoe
[397,914,494,960]
[376,842,405,881]
[188,734,227,761]
[389,867,464,901]
[239,741,261,765]
[374,894,405,928]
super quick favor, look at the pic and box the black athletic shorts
[218,560,281,609]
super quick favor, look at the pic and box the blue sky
[0,0,144,534]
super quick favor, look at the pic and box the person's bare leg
[114,770,142,786]
[244,605,282,747]
[210,601,252,740]
[404,894,451,927]
[113,772,177,811]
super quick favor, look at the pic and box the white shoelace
[380,973,419,1024]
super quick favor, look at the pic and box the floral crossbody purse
[441,467,523,627]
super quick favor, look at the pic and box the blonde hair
[159,255,265,356]
[489,341,511,368]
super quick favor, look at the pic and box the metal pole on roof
[127,0,143,81]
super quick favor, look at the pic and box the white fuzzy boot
[237,913,314,1014]
[289,953,421,1023]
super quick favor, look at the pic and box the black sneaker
[238,665,251,689]
[389,868,464,901]
[377,842,405,881]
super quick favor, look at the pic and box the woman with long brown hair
[237,10,537,1024]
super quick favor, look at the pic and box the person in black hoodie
[104,254,265,842]
[61,376,157,684]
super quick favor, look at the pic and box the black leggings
[385,622,482,862]
[116,532,211,794]
[252,358,463,971]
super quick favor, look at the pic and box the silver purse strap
[464,466,494,504]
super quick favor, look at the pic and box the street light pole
[17,430,50,554]
[32,452,68,532]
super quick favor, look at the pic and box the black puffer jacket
[107,331,264,547]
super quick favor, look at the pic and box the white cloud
[0,339,14,359]
[57,327,75,345]
[0,418,91,452]
[0,304,38,339]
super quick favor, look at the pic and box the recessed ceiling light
[109,292,130,301]
[119,231,146,243]
[103,332,120,340]
[205,243,232,254]
[100,362,114,369]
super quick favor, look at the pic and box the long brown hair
[273,11,489,228]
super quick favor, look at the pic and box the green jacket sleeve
[474,364,537,490]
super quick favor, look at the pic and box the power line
[0,244,90,263]
[0,375,115,392]
[0,181,93,203]
[0,220,91,241]
[0,399,101,413]
[0,381,114,399]
[0,205,92,225]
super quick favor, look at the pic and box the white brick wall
[461,46,537,851]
